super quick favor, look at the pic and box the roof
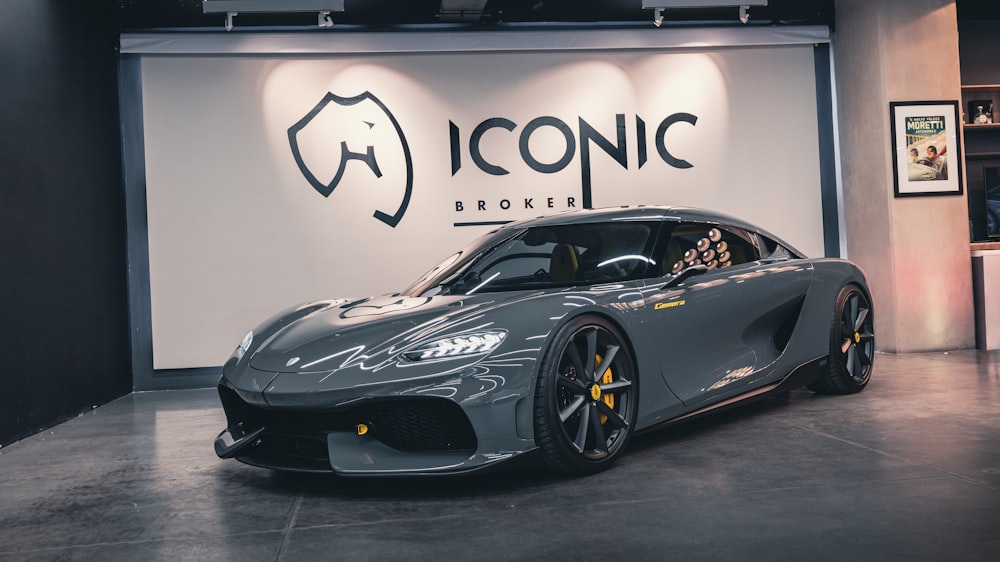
[503,205,745,229]
[499,205,804,257]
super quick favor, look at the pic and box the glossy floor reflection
[1,351,998,561]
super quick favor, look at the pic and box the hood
[248,294,479,373]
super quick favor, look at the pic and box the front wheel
[810,284,874,394]
[533,315,638,475]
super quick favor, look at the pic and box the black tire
[809,284,874,394]
[533,315,638,475]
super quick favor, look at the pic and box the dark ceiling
[119,0,836,31]
[118,1,999,32]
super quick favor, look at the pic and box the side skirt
[636,355,827,434]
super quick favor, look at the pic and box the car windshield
[403,221,659,297]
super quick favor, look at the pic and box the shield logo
[288,91,413,227]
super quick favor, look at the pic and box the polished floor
[1,351,999,561]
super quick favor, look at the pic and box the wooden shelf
[965,123,1000,130]
[962,84,1000,91]
[961,84,999,125]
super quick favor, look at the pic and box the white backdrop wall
[137,33,824,369]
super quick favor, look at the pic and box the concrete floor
[1,351,998,561]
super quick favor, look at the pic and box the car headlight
[401,330,506,362]
[235,330,253,360]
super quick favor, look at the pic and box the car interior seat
[549,243,579,282]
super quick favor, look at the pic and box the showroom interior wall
[0,0,986,447]
[121,29,837,386]
[833,0,975,353]
[0,0,132,447]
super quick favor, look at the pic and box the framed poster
[890,101,963,197]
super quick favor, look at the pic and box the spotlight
[203,1,346,30]
[642,1,767,27]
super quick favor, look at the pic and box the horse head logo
[288,92,413,227]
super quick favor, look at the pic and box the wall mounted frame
[890,100,964,198]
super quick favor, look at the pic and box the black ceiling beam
[119,0,836,31]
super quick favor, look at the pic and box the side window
[660,223,760,275]
[573,222,656,283]
[477,243,554,281]
[435,221,657,294]
[756,234,799,260]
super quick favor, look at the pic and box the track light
[642,0,767,27]
[203,0,345,30]
[438,0,489,23]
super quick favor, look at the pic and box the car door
[639,222,813,407]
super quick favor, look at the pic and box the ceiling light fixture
[438,0,489,23]
[202,0,345,30]
[641,0,768,27]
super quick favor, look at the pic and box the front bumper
[214,422,533,475]
[214,363,538,475]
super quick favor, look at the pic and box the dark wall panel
[958,19,1000,241]
[0,0,131,446]
[958,20,1000,85]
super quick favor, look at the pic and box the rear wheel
[533,315,638,475]
[810,284,874,394]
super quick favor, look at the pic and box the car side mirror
[665,264,708,287]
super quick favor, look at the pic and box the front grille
[364,400,477,452]
[217,385,478,464]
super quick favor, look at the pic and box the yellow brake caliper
[596,354,614,424]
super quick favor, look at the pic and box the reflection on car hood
[248,294,484,373]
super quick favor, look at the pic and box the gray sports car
[214,206,874,476]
